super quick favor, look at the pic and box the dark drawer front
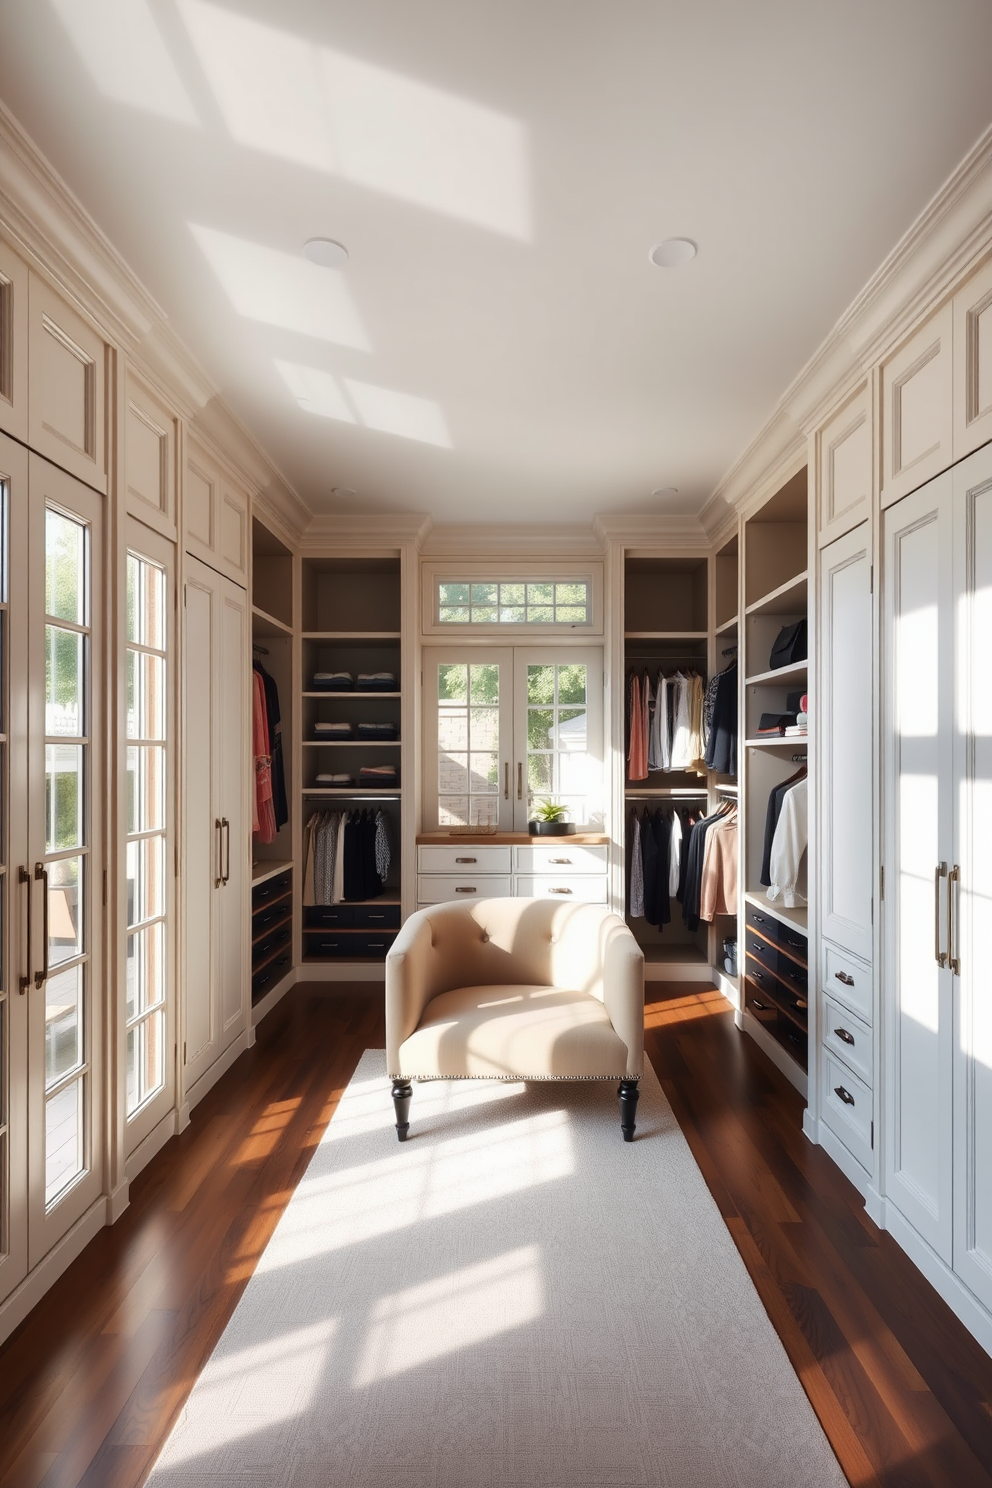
[252,904,289,936]
[355,931,397,956]
[744,932,777,976]
[352,903,400,929]
[252,872,292,911]
[745,902,808,967]
[304,930,398,958]
[304,905,355,929]
[775,953,808,1000]
[744,956,807,1024]
[744,983,808,1071]
[254,924,291,967]
[252,953,291,996]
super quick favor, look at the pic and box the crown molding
[420,522,602,557]
[593,512,709,549]
[301,511,432,550]
[191,398,311,538]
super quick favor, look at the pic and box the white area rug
[148,1051,847,1488]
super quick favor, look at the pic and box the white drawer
[822,941,872,1024]
[513,843,608,875]
[515,875,608,904]
[418,845,512,874]
[822,995,873,1086]
[417,875,513,904]
[821,1048,872,1173]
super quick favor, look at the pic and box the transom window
[437,579,590,627]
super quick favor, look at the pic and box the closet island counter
[415,831,609,845]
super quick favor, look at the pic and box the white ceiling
[2,0,992,525]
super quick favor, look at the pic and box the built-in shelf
[744,890,807,934]
[624,631,708,641]
[303,740,400,748]
[302,788,401,798]
[305,897,400,909]
[744,736,808,749]
[715,615,739,636]
[745,572,808,618]
[302,631,401,641]
[626,787,709,798]
[251,858,293,887]
[252,605,292,638]
[302,691,401,699]
[251,965,295,1024]
[745,661,808,687]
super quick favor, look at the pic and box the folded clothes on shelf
[312,671,354,691]
[356,672,397,692]
[313,721,353,738]
[315,773,354,785]
[356,721,399,739]
[358,764,399,787]
[756,711,798,737]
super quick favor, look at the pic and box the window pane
[126,1010,165,1117]
[437,711,467,752]
[469,665,499,704]
[438,796,468,826]
[127,834,165,927]
[472,606,498,623]
[470,583,496,605]
[469,753,498,792]
[48,855,83,967]
[558,665,587,704]
[499,606,525,623]
[437,578,590,627]
[126,745,165,834]
[439,753,468,794]
[557,606,587,625]
[439,606,468,623]
[46,1078,83,1205]
[46,744,83,852]
[46,625,84,736]
[528,754,553,793]
[438,583,470,605]
[127,554,165,649]
[526,584,553,606]
[46,962,83,1087]
[127,650,165,740]
[470,797,498,827]
[527,665,555,705]
[45,510,85,625]
[438,665,467,702]
[527,606,554,624]
[468,707,498,750]
[127,921,166,1020]
[499,583,524,606]
[555,582,585,605]
[528,708,554,750]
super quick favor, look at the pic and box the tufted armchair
[385,897,645,1142]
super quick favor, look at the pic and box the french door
[0,442,104,1307]
[425,647,604,831]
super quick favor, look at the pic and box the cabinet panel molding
[0,236,28,442]
[183,434,250,586]
[124,369,178,538]
[27,273,107,493]
[880,304,952,509]
[816,382,871,547]
[953,253,992,462]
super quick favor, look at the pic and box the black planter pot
[528,820,576,836]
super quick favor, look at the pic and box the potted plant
[529,797,576,836]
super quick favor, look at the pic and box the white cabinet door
[818,522,873,961]
[952,444,992,1312]
[183,554,248,1099]
[882,472,954,1261]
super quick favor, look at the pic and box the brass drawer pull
[549,857,572,864]
[455,857,477,863]
[751,999,767,1010]
[935,861,948,967]
[834,1085,856,1107]
[834,970,855,986]
[834,1027,855,1045]
[455,887,477,894]
[549,887,572,894]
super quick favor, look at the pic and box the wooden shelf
[625,631,708,641]
[303,789,401,798]
[625,788,709,799]
[302,691,401,698]
[252,605,292,638]
[252,935,293,971]
[252,887,292,918]
[302,631,401,640]
[303,740,399,748]
[252,859,293,887]
[744,891,807,934]
[252,910,292,948]
[416,831,608,845]
[715,614,738,635]
[745,572,808,617]
[304,897,400,909]
[745,661,807,687]
[744,736,808,749]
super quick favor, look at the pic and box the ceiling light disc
[331,486,357,499]
[304,237,349,268]
[652,486,679,499]
[650,239,696,269]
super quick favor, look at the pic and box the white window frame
[421,560,603,638]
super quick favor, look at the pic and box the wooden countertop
[416,831,609,845]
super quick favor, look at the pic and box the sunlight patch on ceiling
[275,360,355,422]
[190,225,371,350]
[344,377,452,446]
[51,0,200,124]
[177,0,530,239]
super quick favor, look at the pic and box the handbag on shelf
[768,619,807,670]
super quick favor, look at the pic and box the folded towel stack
[356,672,397,692]
[315,773,354,785]
[314,721,353,739]
[358,764,399,787]
[355,721,399,740]
[312,671,354,691]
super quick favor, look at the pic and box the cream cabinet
[882,442,992,1320]
[182,553,249,1104]
[27,272,108,495]
[416,841,608,908]
[123,368,179,541]
[0,235,29,443]
[952,252,992,462]
[183,435,250,587]
[879,303,953,510]
[815,381,872,546]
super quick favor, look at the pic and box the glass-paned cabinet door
[424,646,603,832]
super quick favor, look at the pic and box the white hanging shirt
[767,779,808,907]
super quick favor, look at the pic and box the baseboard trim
[739,1011,808,1098]
[881,1200,992,1359]
[713,967,742,1008]
[817,1120,872,1198]
[183,1029,252,1115]
[802,1107,819,1144]
[125,1108,179,1185]
[296,963,386,983]
[0,1197,107,1346]
[106,1179,130,1224]
[644,960,714,983]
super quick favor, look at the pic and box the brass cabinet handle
[935,861,948,967]
[834,1085,856,1107]
[834,1027,855,1046]
[948,864,960,976]
[517,763,523,801]
[455,857,477,864]
[548,886,572,894]
[751,999,767,1011]
[19,865,32,993]
[223,818,231,885]
[215,818,224,888]
[504,762,509,800]
[834,970,855,986]
[454,886,477,894]
[549,858,572,864]
[35,862,49,990]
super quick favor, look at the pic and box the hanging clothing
[760,768,807,886]
[704,661,738,775]
[333,813,347,903]
[629,810,644,917]
[687,672,707,776]
[627,672,648,780]
[669,673,692,768]
[255,663,288,832]
[374,810,393,882]
[302,813,318,906]
[668,809,683,896]
[767,779,808,907]
[252,669,276,844]
[699,812,738,921]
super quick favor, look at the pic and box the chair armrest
[600,924,645,1079]
[385,912,440,1076]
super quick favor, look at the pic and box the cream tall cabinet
[182,554,249,1105]
[882,441,992,1324]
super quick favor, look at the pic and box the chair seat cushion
[398,984,629,1079]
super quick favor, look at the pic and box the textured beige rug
[148,1051,847,1487]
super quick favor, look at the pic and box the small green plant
[533,797,568,822]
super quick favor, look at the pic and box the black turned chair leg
[618,1079,640,1142]
[392,1080,413,1142]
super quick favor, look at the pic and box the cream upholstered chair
[385,897,645,1142]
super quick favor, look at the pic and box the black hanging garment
[256,664,289,832]
[704,661,738,774]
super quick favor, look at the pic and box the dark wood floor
[1,983,991,1487]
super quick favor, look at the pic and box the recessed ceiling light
[650,239,696,269]
[331,486,357,499]
[652,486,679,499]
[303,237,349,269]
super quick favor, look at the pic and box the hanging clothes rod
[716,783,739,794]
[252,642,269,656]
